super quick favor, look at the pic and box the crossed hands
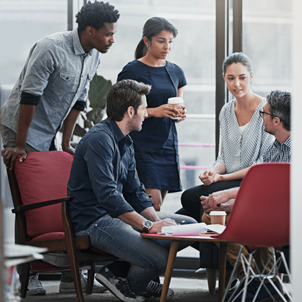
[200,191,233,213]
[1,146,27,170]
[199,169,221,186]
[200,191,235,214]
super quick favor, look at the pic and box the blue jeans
[76,212,196,294]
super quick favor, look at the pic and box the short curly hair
[76,1,120,32]
[107,80,151,122]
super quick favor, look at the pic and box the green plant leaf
[87,74,112,125]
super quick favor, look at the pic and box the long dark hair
[135,17,178,60]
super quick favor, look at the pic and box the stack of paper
[161,223,207,236]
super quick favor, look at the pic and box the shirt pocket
[52,72,76,95]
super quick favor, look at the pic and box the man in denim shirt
[68,79,196,302]
[1,1,119,170]
[0,0,119,296]
[201,90,291,302]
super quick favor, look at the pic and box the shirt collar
[106,119,133,156]
[283,135,291,149]
[72,28,93,56]
[274,135,291,149]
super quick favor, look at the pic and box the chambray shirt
[263,135,291,163]
[0,28,100,151]
[68,118,153,234]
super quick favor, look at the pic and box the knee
[181,188,200,210]
[180,189,191,208]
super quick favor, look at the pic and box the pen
[176,220,185,225]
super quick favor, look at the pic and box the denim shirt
[0,28,100,151]
[263,135,291,163]
[68,118,153,234]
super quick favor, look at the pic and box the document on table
[161,222,208,236]
[160,223,226,236]
[205,224,226,234]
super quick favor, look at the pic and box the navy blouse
[117,60,186,192]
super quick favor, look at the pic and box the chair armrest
[12,196,74,214]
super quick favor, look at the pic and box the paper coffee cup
[209,211,227,225]
[168,97,184,120]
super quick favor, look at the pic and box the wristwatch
[142,220,153,233]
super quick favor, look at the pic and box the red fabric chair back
[216,163,290,249]
[14,151,73,238]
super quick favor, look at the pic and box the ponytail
[135,17,178,60]
[135,39,147,60]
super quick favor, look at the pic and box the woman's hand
[199,169,216,186]
[147,104,186,120]
[199,169,224,186]
[174,105,186,121]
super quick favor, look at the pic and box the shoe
[225,278,246,300]
[216,277,240,294]
[245,280,278,301]
[226,279,278,301]
[195,268,206,275]
[59,271,107,293]
[228,278,240,292]
[95,266,144,302]
[141,281,174,300]
[18,275,46,296]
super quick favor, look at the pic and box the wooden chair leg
[86,263,95,294]
[206,268,216,295]
[20,263,30,298]
[67,253,85,302]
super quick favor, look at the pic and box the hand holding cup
[168,97,186,121]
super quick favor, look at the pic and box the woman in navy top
[117,17,186,211]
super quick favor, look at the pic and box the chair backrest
[217,163,290,249]
[11,151,73,239]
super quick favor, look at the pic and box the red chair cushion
[91,247,111,255]
[30,261,87,273]
[14,151,73,238]
[30,232,65,241]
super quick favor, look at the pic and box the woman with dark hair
[117,17,186,211]
[176,52,274,222]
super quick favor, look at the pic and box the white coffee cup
[168,97,184,120]
[209,211,227,225]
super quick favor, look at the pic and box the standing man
[1,1,119,169]
[201,89,291,301]
[68,79,196,302]
[0,0,120,296]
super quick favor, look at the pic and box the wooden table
[141,233,228,302]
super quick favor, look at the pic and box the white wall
[291,0,302,299]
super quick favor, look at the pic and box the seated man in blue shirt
[201,89,291,301]
[68,79,196,302]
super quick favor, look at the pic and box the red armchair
[7,151,116,302]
